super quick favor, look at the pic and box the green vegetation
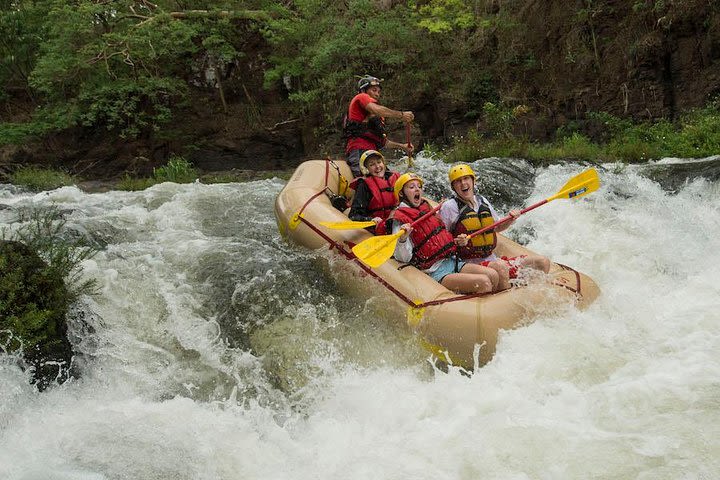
[152,156,198,183]
[116,158,293,190]
[117,155,198,190]
[262,0,506,126]
[0,206,98,388]
[1,0,717,167]
[0,1,272,145]
[200,169,293,183]
[444,101,720,164]
[0,0,505,144]
[2,206,98,306]
[9,166,76,191]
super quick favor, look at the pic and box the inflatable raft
[274,159,600,369]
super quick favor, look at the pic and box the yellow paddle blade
[548,168,600,201]
[319,220,376,230]
[351,231,404,268]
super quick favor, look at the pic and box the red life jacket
[450,197,497,259]
[391,200,456,270]
[364,172,399,220]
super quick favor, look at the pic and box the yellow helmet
[448,163,476,184]
[394,172,423,202]
[359,150,385,175]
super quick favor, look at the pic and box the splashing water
[1,155,719,479]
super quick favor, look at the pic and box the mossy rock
[0,240,74,389]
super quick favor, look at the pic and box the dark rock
[0,240,74,390]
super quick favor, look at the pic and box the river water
[1,156,718,479]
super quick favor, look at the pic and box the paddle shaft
[466,198,547,240]
[398,200,444,234]
[466,168,598,240]
[405,123,413,167]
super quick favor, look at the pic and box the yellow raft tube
[274,159,600,369]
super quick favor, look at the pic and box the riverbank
[5,165,296,194]
[2,1,718,183]
[4,101,718,194]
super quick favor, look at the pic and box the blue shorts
[428,256,466,283]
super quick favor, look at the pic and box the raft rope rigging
[291,159,583,312]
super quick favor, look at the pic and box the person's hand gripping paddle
[352,202,444,268]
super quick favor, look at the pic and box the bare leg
[440,262,500,294]
[520,254,551,273]
[460,263,499,290]
[485,260,510,290]
[441,272,493,294]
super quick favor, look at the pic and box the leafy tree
[2,0,272,142]
[0,0,48,102]
[413,0,477,33]
[262,0,497,134]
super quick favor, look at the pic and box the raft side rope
[326,156,350,198]
[290,160,333,229]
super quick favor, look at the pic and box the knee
[485,268,499,288]
[474,275,493,293]
[540,256,551,273]
[491,261,510,281]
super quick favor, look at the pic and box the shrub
[9,167,76,192]
[117,156,198,191]
[116,175,158,191]
[444,130,528,163]
[0,206,97,389]
[152,156,198,183]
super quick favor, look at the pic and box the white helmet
[359,150,385,175]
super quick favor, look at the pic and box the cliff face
[2,1,718,178]
[507,0,719,130]
[423,0,720,141]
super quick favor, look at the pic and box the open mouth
[411,192,422,203]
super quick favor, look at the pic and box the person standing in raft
[344,75,415,178]
[378,173,500,294]
[440,163,551,291]
[348,150,400,228]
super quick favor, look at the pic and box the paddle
[405,123,414,169]
[466,168,600,241]
[352,201,444,268]
[319,220,377,230]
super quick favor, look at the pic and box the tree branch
[134,9,272,27]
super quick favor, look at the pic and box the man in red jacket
[344,75,415,177]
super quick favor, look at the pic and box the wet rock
[0,240,74,390]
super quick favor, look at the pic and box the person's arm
[438,202,456,230]
[391,221,414,263]
[365,102,414,123]
[348,181,373,221]
[494,209,520,233]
